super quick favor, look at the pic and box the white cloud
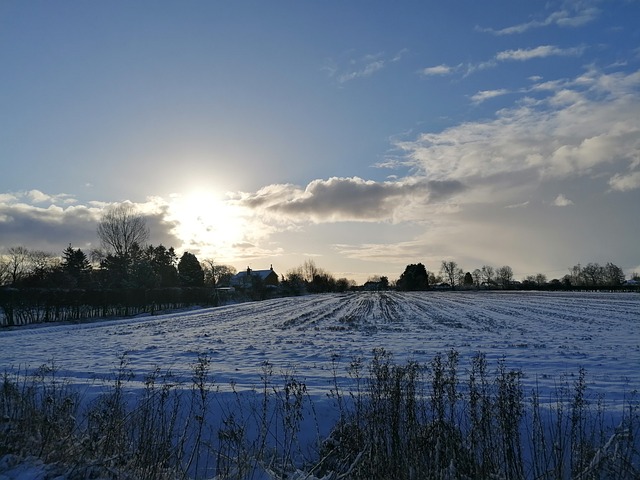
[609,171,640,191]
[0,193,18,203]
[505,201,530,209]
[553,194,574,206]
[478,4,600,35]
[548,4,600,28]
[26,190,77,205]
[470,89,510,104]
[338,60,384,83]
[496,45,584,62]
[420,64,453,76]
[395,67,640,202]
[26,190,51,203]
[327,50,407,84]
[463,45,585,77]
[391,48,409,62]
[0,190,78,206]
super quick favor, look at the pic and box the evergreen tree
[99,253,129,288]
[61,245,93,287]
[144,245,179,287]
[397,263,429,291]
[178,252,204,287]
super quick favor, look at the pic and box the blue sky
[1,0,639,283]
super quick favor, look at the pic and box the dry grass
[1,350,638,479]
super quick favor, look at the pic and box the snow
[2,291,638,401]
[1,291,639,477]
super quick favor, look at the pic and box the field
[1,291,639,478]
[1,291,638,403]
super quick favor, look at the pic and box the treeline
[0,243,224,327]
[0,286,212,326]
[0,247,356,327]
[279,259,356,295]
[0,204,238,327]
[395,260,638,291]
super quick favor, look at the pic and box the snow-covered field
[1,290,639,479]
[1,290,638,405]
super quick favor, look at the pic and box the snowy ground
[1,291,639,478]
[1,290,638,405]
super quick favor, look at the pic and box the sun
[168,189,246,258]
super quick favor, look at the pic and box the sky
[1,0,639,284]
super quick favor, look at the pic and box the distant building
[363,280,384,291]
[230,265,279,289]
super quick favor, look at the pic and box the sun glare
[168,189,246,258]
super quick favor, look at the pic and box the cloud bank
[0,192,180,254]
[398,67,640,202]
[236,176,466,224]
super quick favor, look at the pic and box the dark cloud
[275,177,409,219]
[238,176,466,223]
[0,203,99,253]
[0,196,181,255]
[143,205,182,249]
[426,180,468,201]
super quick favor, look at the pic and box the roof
[230,267,279,287]
[232,269,276,281]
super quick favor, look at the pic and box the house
[230,265,279,289]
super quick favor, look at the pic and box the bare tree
[27,250,60,285]
[568,264,584,286]
[582,262,604,286]
[472,268,482,287]
[97,203,149,257]
[603,262,624,286]
[496,265,514,289]
[201,259,236,286]
[4,246,31,286]
[481,265,495,286]
[440,260,458,288]
[301,259,322,283]
[0,253,11,286]
[534,273,547,286]
[428,271,442,285]
[29,250,59,272]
